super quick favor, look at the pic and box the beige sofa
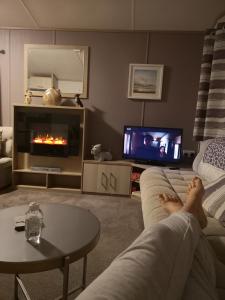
[75,137,225,299]
[0,126,13,189]
[140,137,225,265]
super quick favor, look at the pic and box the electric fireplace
[30,124,69,156]
[15,110,80,157]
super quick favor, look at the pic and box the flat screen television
[122,125,183,165]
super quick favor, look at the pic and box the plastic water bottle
[25,202,43,244]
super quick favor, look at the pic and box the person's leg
[182,233,218,300]
[76,212,200,300]
[77,179,204,300]
[214,259,225,299]
[181,178,218,299]
[160,177,218,300]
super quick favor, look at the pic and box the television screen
[123,126,183,165]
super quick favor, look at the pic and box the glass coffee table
[0,203,100,300]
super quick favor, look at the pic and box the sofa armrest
[0,126,13,158]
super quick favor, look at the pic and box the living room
[0,1,225,299]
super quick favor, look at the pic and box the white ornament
[91,144,112,161]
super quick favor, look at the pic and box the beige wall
[144,32,203,153]
[0,29,203,159]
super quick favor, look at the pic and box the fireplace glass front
[30,123,69,157]
[15,110,80,157]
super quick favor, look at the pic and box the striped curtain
[193,22,225,141]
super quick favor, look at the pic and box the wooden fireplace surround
[13,104,86,191]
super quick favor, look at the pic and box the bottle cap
[29,202,40,211]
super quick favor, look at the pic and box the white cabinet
[82,161,131,196]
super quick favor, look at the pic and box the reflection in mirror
[24,44,89,98]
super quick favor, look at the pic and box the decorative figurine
[74,94,83,107]
[24,90,32,105]
[91,144,112,161]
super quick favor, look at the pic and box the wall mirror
[24,44,89,98]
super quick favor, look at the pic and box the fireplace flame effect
[33,134,67,145]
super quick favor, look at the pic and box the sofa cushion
[0,157,12,168]
[0,129,4,157]
[198,161,225,182]
[193,138,225,182]
[4,139,12,157]
[192,139,213,172]
[0,141,5,157]
[207,236,225,266]
[203,138,225,171]
[140,167,206,228]
[202,175,225,225]
[0,126,12,140]
[203,217,225,237]
[0,127,13,158]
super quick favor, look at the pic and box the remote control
[14,215,25,232]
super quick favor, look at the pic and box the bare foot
[187,176,205,202]
[159,193,183,214]
[183,177,207,229]
[159,177,207,229]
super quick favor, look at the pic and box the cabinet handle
[110,172,117,191]
[101,172,108,190]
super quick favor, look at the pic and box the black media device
[14,216,25,232]
[122,125,183,166]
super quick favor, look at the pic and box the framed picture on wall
[127,64,164,100]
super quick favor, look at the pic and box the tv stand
[134,160,166,167]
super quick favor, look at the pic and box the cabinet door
[83,162,131,195]
[82,163,98,192]
[108,165,131,195]
[97,164,109,193]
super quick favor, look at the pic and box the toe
[159,193,169,203]
[170,196,179,202]
[163,194,170,202]
[159,194,165,203]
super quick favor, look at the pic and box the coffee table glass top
[0,204,100,273]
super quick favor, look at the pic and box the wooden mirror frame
[24,44,89,98]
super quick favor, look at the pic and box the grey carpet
[0,189,143,300]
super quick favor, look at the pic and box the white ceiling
[0,0,225,31]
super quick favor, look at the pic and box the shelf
[13,169,82,176]
[14,172,47,187]
[15,185,48,189]
[49,187,81,192]
[13,169,82,190]
[15,185,81,192]
[13,104,85,111]
[48,174,81,189]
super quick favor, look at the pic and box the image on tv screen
[123,126,182,163]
